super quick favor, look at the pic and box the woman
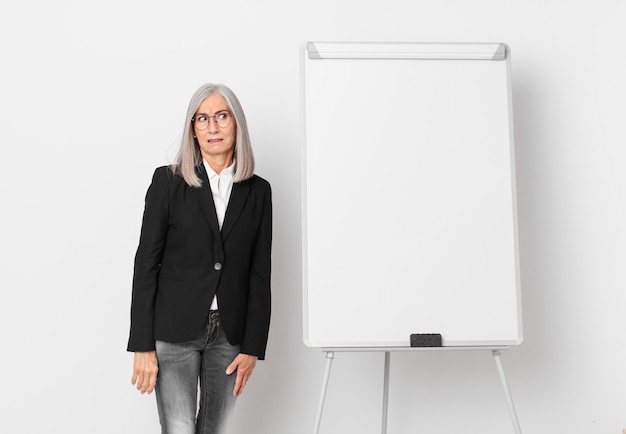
[127,83,272,434]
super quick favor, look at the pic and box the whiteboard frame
[301,41,522,349]
[305,41,507,60]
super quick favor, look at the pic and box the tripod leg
[313,351,335,434]
[381,351,390,434]
[492,350,522,434]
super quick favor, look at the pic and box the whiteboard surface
[301,42,522,348]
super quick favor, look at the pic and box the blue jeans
[155,311,240,434]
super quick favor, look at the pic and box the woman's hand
[131,351,159,394]
[226,353,258,397]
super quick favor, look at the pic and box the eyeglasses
[192,111,233,130]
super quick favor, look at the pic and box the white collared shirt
[203,159,235,309]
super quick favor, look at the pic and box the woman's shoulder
[247,174,271,191]
[153,164,175,175]
[145,165,189,193]
[151,165,184,182]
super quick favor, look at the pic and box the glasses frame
[191,110,233,130]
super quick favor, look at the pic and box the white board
[301,42,522,348]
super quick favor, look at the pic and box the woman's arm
[127,167,170,352]
[241,180,273,359]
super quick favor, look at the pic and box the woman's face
[194,93,237,163]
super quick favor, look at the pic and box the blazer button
[214,262,222,271]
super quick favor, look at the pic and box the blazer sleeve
[241,180,273,359]
[127,167,170,352]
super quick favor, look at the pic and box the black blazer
[127,164,272,359]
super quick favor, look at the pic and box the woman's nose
[207,117,219,132]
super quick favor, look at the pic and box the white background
[0,1,624,433]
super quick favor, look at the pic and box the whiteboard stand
[313,347,522,434]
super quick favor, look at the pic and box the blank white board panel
[301,42,522,348]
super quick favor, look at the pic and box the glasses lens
[194,115,209,130]
[216,112,232,128]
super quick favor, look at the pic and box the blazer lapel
[221,179,250,242]
[191,164,222,241]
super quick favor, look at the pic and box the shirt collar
[203,159,235,179]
